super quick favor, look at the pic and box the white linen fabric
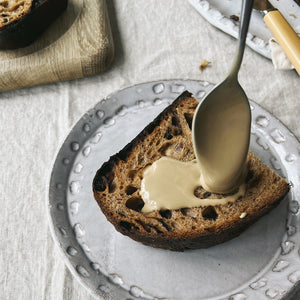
[270,25,300,70]
[0,1,299,299]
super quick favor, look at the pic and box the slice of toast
[93,91,290,251]
[0,0,68,49]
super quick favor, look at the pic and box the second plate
[189,0,300,59]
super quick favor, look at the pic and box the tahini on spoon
[192,0,253,194]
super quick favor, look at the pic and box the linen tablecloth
[1,1,299,299]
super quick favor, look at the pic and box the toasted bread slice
[93,91,289,251]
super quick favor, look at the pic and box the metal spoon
[192,0,253,194]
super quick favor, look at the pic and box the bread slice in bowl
[93,91,290,251]
[0,0,68,49]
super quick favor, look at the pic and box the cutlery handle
[264,10,300,75]
[229,0,254,78]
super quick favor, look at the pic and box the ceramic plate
[189,0,300,59]
[47,80,300,300]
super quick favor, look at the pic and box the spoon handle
[229,0,254,78]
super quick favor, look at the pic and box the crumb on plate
[230,15,239,22]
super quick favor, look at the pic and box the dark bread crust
[0,0,68,49]
[111,189,286,251]
[93,91,290,251]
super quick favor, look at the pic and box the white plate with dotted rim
[189,0,300,59]
[47,79,300,300]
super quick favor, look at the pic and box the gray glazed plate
[189,0,300,59]
[47,80,300,300]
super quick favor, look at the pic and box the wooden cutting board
[0,0,114,92]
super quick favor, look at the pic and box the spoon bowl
[192,77,251,193]
[192,0,253,194]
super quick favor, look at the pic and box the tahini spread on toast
[140,92,250,213]
[141,157,246,213]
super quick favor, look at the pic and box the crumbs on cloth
[199,59,211,71]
